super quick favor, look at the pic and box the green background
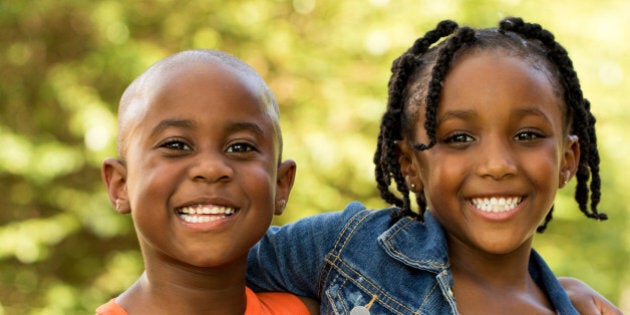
[1,0,628,313]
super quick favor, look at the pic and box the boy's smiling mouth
[470,196,523,213]
[176,205,236,223]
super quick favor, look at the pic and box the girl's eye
[160,140,192,151]
[226,142,257,153]
[514,131,544,141]
[444,133,475,144]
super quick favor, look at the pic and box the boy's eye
[160,140,192,151]
[226,142,257,153]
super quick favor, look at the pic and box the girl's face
[404,50,579,256]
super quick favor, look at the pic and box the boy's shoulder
[95,299,127,315]
[94,290,315,315]
[246,287,312,315]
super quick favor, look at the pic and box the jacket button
[350,306,371,315]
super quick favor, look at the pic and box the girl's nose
[475,137,517,180]
[188,151,234,183]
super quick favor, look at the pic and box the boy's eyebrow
[150,119,196,137]
[225,121,265,137]
[150,119,266,137]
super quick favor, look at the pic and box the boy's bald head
[117,50,281,160]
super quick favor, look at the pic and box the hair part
[374,17,606,231]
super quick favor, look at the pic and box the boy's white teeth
[178,205,235,223]
[471,197,521,213]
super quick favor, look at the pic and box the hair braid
[374,20,458,220]
[376,17,605,228]
[499,17,606,230]
[414,27,477,151]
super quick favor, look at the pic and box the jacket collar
[377,210,450,272]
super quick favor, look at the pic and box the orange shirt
[95,287,310,315]
[244,287,310,314]
[95,299,126,315]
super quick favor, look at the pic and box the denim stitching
[318,207,371,293]
[323,209,414,314]
[329,257,412,315]
[418,281,441,313]
[382,218,449,270]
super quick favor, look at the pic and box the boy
[97,50,318,314]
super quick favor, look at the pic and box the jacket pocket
[322,272,409,315]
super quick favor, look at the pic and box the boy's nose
[475,137,517,180]
[188,152,234,183]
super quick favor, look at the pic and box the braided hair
[373,17,607,231]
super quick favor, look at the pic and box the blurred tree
[0,0,628,313]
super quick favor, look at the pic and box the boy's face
[401,50,578,256]
[103,61,295,269]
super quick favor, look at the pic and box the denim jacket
[247,202,578,314]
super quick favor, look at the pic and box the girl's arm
[247,203,364,298]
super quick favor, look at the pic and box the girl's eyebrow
[437,107,553,124]
[437,109,476,124]
[514,107,553,123]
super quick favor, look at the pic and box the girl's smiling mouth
[470,196,523,213]
[176,204,236,223]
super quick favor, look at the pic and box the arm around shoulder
[247,203,365,296]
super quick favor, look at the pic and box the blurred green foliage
[1,0,628,313]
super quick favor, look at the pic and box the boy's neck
[117,260,249,315]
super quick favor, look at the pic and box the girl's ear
[396,140,422,192]
[102,158,131,214]
[559,135,580,188]
[274,159,297,215]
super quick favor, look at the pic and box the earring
[115,199,123,211]
[563,170,571,186]
[277,199,286,211]
[410,183,416,190]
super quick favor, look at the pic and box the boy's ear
[274,159,297,215]
[396,140,422,192]
[102,158,131,214]
[559,135,580,188]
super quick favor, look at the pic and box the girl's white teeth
[178,205,235,223]
[471,197,521,213]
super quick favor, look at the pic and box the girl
[247,17,612,314]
